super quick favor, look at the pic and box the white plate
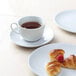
[10,25,54,48]
[28,43,76,76]
[55,10,76,33]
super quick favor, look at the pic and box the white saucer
[10,26,54,48]
[55,10,76,33]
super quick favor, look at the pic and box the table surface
[0,0,76,76]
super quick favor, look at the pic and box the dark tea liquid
[21,22,41,29]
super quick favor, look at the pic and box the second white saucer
[10,25,54,48]
[55,10,76,33]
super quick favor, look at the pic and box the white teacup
[11,16,45,41]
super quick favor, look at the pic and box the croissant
[46,61,62,76]
[49,49,65,62]
[62,55,76,69]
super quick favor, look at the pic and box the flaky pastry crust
[62,55,76,69]
[46,61,62,76]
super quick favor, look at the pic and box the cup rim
[18,16,45,30]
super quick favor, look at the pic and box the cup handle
[11,23,19,34]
